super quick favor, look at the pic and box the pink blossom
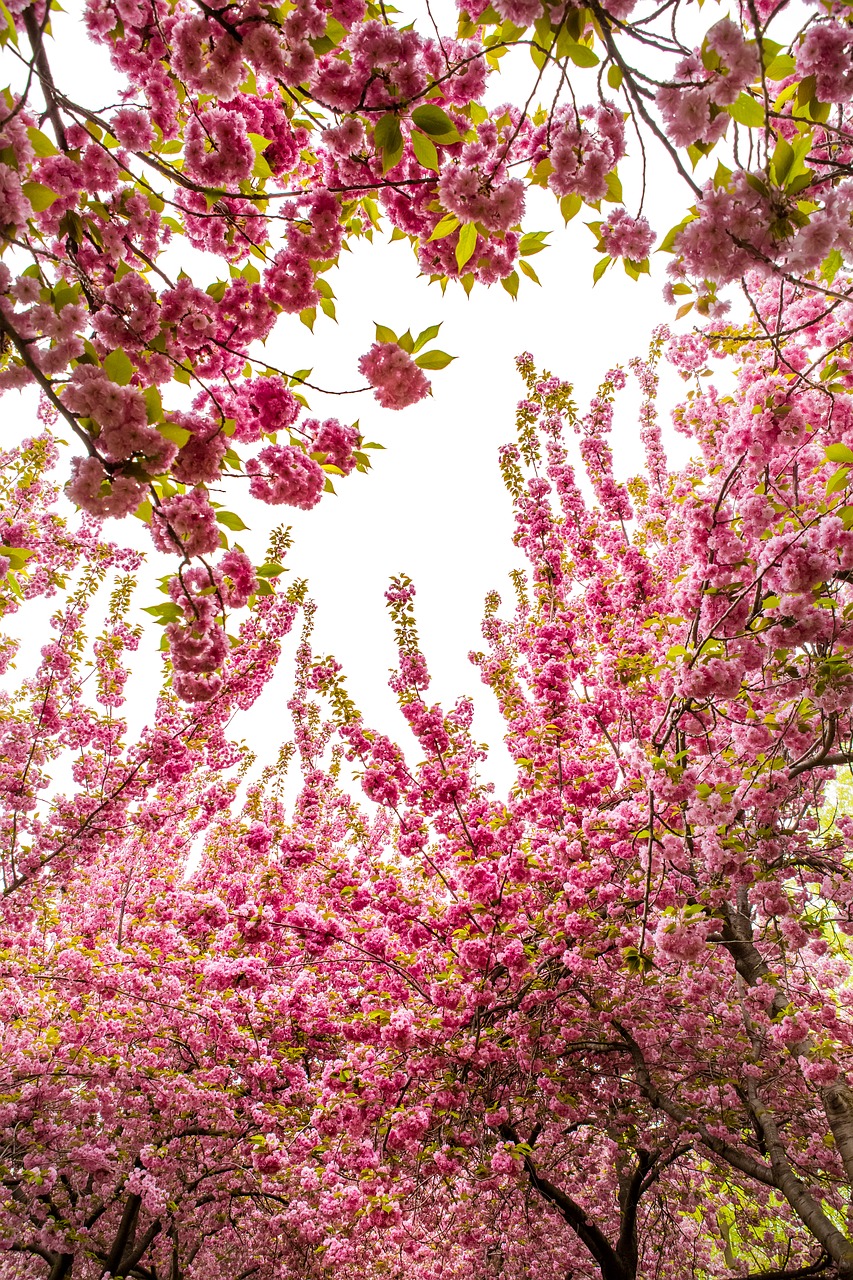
[66,456,145,519]
[600,209,655,261]
[246,445,325,508]
[150,488,220,557]
[310,418,359,474]
[358,342,430,410]
[797,21,853,103]
[184,110,254,187]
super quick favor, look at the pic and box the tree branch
[499,1123,630,1280]
[22,6,68,151]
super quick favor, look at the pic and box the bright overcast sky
[7,1,722,794]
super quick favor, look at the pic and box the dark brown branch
[22,7,68,151]
[499,1123,631,1280]
[101,1193,141,1275]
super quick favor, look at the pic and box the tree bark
[720,900,853,1190]
[499,1124,634,1280]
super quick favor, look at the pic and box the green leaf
[455,222,477,270]
[143,385,162,424]
[560,193,582,224]
[429,213,460,240]
[786,171,813,195]
[727,93,765,128]
[607,64,622,89]
[0,0,18,45]
[159,421,191,448]
[623,256,649,279]
[411,104,460,142]
[27,127,58,157]
[103,348,134,386]
[764,53,796,80]
[415,349,455,370]
[593,255,611,283]
[411,130,439,172]
[374,114,404,173]
[565,41,599,67]
[826,443,853,464]
[256,562,286,578]
[713,160,732,189]
[826,465,850,497]
[518,258,540,284]
[604,169,622,203]
[22,181,59,212]
[771,136,795,185]
[519,231,549,255]
[839,505,853,531]
[501,270,520,298]
[413,323,441,352]
[658,217,692,253]
[0,544,34,572]
[397,330,414,353]
[247,132,273,153]
[530,41,547,70]
[216,511,249,531]
[822,249,843,285]
[142,601,182,623]
[375,323,397,344]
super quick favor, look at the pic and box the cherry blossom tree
[2,0,853,697]
[7,272,853,1277]
[265,302,853,1276]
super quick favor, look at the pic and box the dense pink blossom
[311,417,359,474]
[235,376,301,442]
[532,104,626,201]
[10,299,853,1276]
[600,209,655,261]
[797,21,853,103]
[66,455,145,517]
[358,342,431,410]
[150,488,220,557]
[246,444,325,507]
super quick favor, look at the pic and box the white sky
[6,1,727,794]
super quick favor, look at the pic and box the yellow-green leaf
[27,126,58,157]
[826,464,850,496]
[411,104,460,143]
[415,349,454,370]
[411,129,439,172]
[159,422,191,448]
[103,348,134,386]
[429,213,460,240]
[727,93,765,128]
[22,181,59,212]
[565,41,599,67]
[455,222,477,270]
[216,510,249,531]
